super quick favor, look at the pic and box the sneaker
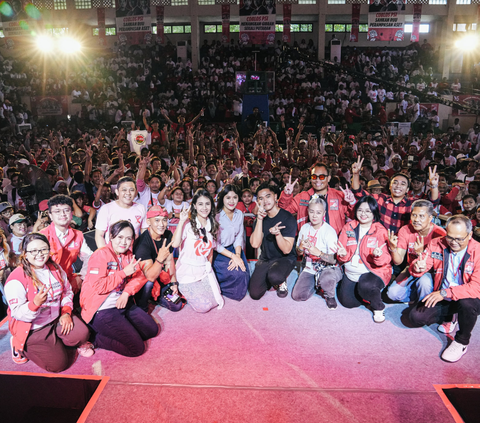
[373,310,386,323]
[77,342,95,358]
[438,315,458,334]
[441,340,468,363]
[325,297,337,310]
[10,337,28,365]
[276,281,288,298]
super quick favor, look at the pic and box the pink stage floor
[1,277,478,422]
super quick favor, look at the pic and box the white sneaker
[441,340,468,363]
[373,310,386,323]
[77,342,95,358]
[438,314,458,334]
[276,281,288,298]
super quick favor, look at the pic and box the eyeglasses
[26,248,50,257]
[311,174,328,181]
[199,227,208,243]
[357,209,373,215]
[445,234,469,244]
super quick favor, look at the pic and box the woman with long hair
[335,196,392,323]
[172,188,224,312]
[5,233,92,372]
[213,185,249,301]
[81,220,159,357]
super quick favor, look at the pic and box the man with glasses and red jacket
[278,162,356,235]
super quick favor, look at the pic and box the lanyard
[450,253,463,280]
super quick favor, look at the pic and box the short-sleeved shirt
[95,201,148,243]
[134,229,173,273]
[397,223,446,265]
[254,208,297,261]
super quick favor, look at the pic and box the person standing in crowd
[81,221,159,357]
[0,202,14,235]
[136,154,167,210]
[336,196,392,323]
[214,185,249,302]
[134,205,184,312]
[279,162,356,234]
[409,215,480,362]
[293,196,343,309]
[8,213,28,255]
[249,184,297,300]
[95,176,148,248]
[387,199,446,304]
[172,189,224,313]
[5,233,93,371]
[41,195,94,294]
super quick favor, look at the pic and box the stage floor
[1,281,478,422]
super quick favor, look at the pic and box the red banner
[98,8,106,47]
[411,4,422,43]
[350,3,360,42]
[156,6,164,45]
[222,4,230,44]
[283,4,291,43]
[452,95,480,116]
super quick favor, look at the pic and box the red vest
[6,264,67,351]
[41,223,84,280]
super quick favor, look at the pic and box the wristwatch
[440,289,448,298]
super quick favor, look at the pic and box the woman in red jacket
[80,220,159,357]
[336,196,392,323]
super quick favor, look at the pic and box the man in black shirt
[250,184,297,299]
[133,206,184,312]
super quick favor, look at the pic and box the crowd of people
[0,39,479,374]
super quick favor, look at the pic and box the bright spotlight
[455,34,478,51]
[36,35,53,53]
[59,37,81,54]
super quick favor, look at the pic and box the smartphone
[165,288,181,304]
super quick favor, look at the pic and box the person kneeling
[5,233,92,372]
[81,221,159,357]
[292,196,342,309]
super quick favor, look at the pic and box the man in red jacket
[409,215,480,362]
[278,162,356,234]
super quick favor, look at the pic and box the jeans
[135,281,184,313]
[409,298,480,345]
[292,267,343,301]
[337,272,385,311]
[89,300,159,357]
[387,272,434,303]
[249,257,296,300]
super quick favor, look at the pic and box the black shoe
[276,281,288,298]
[325,297,337,310]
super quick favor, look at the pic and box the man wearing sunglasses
[408,215,480,363]
[279,162,355,234]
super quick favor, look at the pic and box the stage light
[454,34,478,51]
[36,35,53,53]
[59,37,81,54]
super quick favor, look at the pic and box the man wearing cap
[143,112,166,146]
[133,205,183,312]
[279,162,355,234]
[367,180,383,195]
[0,202,13,235]
[41,195,93,294]
[8,213,28,255]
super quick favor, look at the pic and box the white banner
[368,12,405,41]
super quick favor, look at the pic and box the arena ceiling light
[454,33,478,51]
[36,35,53,53]
[59,37,81,54]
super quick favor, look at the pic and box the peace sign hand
[372,241,384,257]
[179,204,190,222]
[269,222,285,236]
[387,229,398,250]
[413,235,424,256]
[284,175,298,195]
[334,241,347,257]
[156,238,173,264]
[428,165,439,186]
[339,185,355,204]
[256,203,268,221]
[414,252,428,273]
[124,257,142,277]
[351,156,364,175]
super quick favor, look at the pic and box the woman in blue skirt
[213,185,249,301]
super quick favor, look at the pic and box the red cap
[147,205,169,219]
[39,200,49,212]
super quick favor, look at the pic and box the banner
[350,3,360,42]
[98,7,106,47]
[129,130,150,155]
[368,0,405,41]
[283,3,291,43]
[411,4,422,43]
[1,1,41,38]
[222,4,230,44]
[115,0,152,45]
[31,96,68,117]
[239,0,276,45]
[452,95,480,116]
[156,5,164,44]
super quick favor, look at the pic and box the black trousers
[409,298,480,346]
[249,257,296,300]
[337,272,385,311]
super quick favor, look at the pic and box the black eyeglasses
[311,174,328,180]
[200,227,208,243]
[445,234,470,244]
